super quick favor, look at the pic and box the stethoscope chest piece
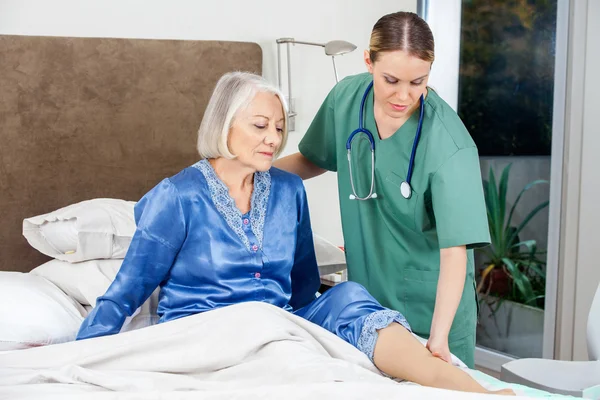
[400,181,412,199]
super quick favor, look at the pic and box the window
[458,0,557,156]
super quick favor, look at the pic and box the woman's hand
[426,334,452,363]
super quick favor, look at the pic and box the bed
[0,34,568,399]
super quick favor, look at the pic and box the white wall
[555,0,600,361]
[423,0,462,111]
[571,0,600,361]
[0,0,416,246]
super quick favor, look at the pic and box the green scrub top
[299,73,490,367]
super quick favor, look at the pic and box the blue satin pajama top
[76,160,321,339]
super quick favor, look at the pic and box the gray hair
[196,71,289,159]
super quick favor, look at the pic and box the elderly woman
[76,72,513,396]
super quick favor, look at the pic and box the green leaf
[511,240,537,251]
[502,258,535,302]
[506,179,549,229]
[523,295,545,306]
[525,263,546,279]
[487,168,502,249]
[498,164,512,240]
[507,200,550,247]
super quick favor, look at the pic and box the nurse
[275,11,490,367]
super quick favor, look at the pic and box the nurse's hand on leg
[426,335,452,363]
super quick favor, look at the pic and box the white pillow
[22,198,136,262]
[30,259,122,307]
[30,259,159,332]
[313,234,346,276]
[0,272,87,351]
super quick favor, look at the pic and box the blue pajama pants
[293,281,411,361]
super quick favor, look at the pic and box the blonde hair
[196,71,289,159]
[369,11,435,63]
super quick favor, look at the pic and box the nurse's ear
[364,50,374,74]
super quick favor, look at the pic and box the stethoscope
[346,81,425,201]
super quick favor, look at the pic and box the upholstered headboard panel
[0,35,262,272]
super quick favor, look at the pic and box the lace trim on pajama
[192,159,270,251]
[356,309,412,362]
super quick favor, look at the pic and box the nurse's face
[228,91,285,172]
[364,50,431,119]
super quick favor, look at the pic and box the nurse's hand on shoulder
[273,153,327,180]
[426,336,452,364]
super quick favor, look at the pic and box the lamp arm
[288,40,326,48]
[276,38,325,48]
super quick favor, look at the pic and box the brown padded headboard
[0,35,262,272]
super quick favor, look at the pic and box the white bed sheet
[0,302,567,400]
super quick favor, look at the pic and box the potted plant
[475,164,549,357]
[477,164,548,306]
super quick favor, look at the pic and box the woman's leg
[374,323,514,395]
[295,282,514,395]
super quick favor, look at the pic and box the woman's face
[228,92,285,172]
[364,49,432,119]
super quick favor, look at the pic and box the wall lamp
[276,37,357,131]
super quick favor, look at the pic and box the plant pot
[476,294,544,358]
[480,268,511,297]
